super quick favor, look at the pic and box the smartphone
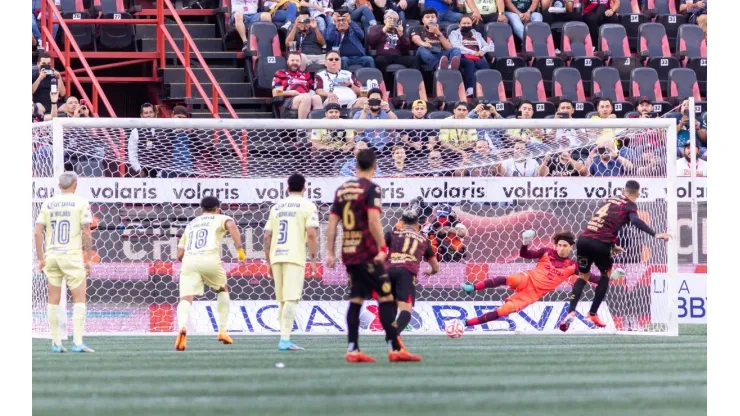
[516,110,523,118]
[556,112,571,119]
[50,78,58,94]
[368,98,381,106]
[649,112,659,118]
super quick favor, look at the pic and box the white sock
[216,291,230,331]
[47,304,61,346]
[280,300,297,341]
[73,303,86,346]
[177,300,191,332]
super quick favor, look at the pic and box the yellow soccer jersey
[35,193,92,257]
[178,214,233,259]
[266,195,319,266]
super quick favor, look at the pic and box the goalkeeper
[456,230,598,328]
[174,196,246,351]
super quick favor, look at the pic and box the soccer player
[175,196,246,351]
[454,230,590,330]
[559,180,671,331]
[385,207,440,347]
[264,173,320,351]
[325,148,417,363]
[34,172,95,353]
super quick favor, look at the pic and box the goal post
[32,117,680,337]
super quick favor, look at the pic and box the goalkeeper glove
[237,248,247,261]
[521,230,535,246]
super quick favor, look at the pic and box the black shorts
[346,263,392,300]
[388,268,417,305]
[576,237,613,275]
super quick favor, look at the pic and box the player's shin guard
[346,302,361,352]
[216,291,230,331]
[396,310,412,333]
[47,304,61,346]
[590,276,610,315]
[568,278,588,313]
[281,300,297,341]
[378,302,401,351]
[177,300,192,331]
[72,303,86,346]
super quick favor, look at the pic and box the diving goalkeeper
[453,230,598,329]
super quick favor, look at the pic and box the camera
[596,146,609,155]
[300,18,310,24]
[368,98,381,106]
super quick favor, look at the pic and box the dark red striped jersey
[272,69,313,94]
[580,195,638,244]
[385,228,435,274]
[330,178,382,265]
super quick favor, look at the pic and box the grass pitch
[33,325,706,416]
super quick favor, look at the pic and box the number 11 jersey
[179,214,232,260]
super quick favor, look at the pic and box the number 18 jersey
[179,214,232,259]
[266,195,320,266]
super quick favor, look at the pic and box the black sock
[346,302,361,352]
[590,276,610,315]
[396,310,412,334]
[569,278,587,313]
[378,301,400,351]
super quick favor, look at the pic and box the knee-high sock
[347,302,361,352]
[590,276,610,315]
[378,301,400,351]
[177,300,191,332]
[277,301,284,331]
[217,291,230,331]
[73,303,86,346]
[465,303,514,327]
[568,278,588,313]
[396,310,412,334]
[473,276,507,290]
[280,300,297,341]
[47,304,61,345]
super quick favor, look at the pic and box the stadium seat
[355,68,389,99]
[561,22,603,95]
[247,23,283,92]
[650,0,685,52]
[308,109,326,119]
[393,69,426,107]
[60,0,96,51]
[393,109,414,119]
[513,68,554,118]
[475,70,515,117]
[630,67,671,114]
[600,24,637,93]
[434,70,466,106]
[98,0,136,50]
[618,7,648,51]
[485,22,526,93]
[677,24,707,97]
[638,23,680,83]
[667,68,706,114]
[427,111,453,119]
[523,22,565,91]
[552,67,594,118]
[445,24,460,37]
[591,67,633,117]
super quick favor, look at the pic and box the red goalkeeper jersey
[519,246,578,291]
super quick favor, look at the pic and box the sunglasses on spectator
[429,156,442,161]
[327,58,340,61]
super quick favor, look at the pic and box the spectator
[273,52,324,119]
[33,91,59,122]
[57,96,80,118]
[541,0,581,29]
[423,0,463,24]
[306,0,334,33]
[33,52,66,113]
[467,139,498,176]
[427,149,453,176]
[680,0,707,40]
[310,102,356,167]
[676,142,707,177]
[140,102,157,118]
[232,0,272,52]
[465,0,508,33]
[699,111,707,149]
[539,150,587,176]
[448,15,494,97]
[423,204,468,262]
[32,0,59,46]
[340,140,376,175]
[400,100,436,159]
[636,96,654,118]
[346,2,379,29]
[676,99,706,158]
[496,140,542,176]
[586,140,634,176]
[269,0,300,30]
[170,105,194,177]
[506,101,544,147]
[411,8,462,70]
[439,102,478,156]
[385,145,409,176]
[547,98,587,148]
[354,88,398,153]
[369,10,419,73]
[387,0,413,25]
[504,0,544,41]
[468,101,504,148]
[128,103,160,177]
[592,97,616,119]
[326,11,376,69]
[314,51,365,108]
[582,0,619,47]
[286,12,327,70]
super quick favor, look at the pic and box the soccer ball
[445,319,465,338]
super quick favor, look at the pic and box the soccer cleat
[278,340,305,351]
[175,328,187,351]
[559,311,576,332]
[51,344,67,353]
[396,336,406,351]
[217,331,233,345]
[460,282,475,294]
[389,349,422,362]
[588,314,607,328]
[346,351,377,363]
[71,344,95,353]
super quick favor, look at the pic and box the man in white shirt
[496,141,542,177]
[676,142,708,177]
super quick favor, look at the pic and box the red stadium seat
[434,70,467,105]
[649,0,685,52]
[246,22,283,91]
[355,68,389,100]
[393,69,426,106]
[638,23,680,84]
[98,0,136,50]
[677,24,707,97]
[523,22,565,92]
[475,69,515,117]
[513,68,554,118]
[630,67,671,114]
[485,22,526,94]
[591,67,633,117]
[60,0,96,50]
[561,22,603,95]
[552,67,594,118]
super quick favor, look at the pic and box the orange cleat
[389,349,422,362]
[175,328,187,351]
[396,336,406,351]
[588,314,607,328]
[217,331,233,345]
[346,351,377,363]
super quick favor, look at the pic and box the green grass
[33,325,707,416]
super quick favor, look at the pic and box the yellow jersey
[266,194,319,266]
[178,214,233,259]
[35,192,92,258]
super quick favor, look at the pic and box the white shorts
[44,255,86,290]
[180,257,227,297]
[271,262,306,302]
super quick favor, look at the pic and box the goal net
[31,117,680,336]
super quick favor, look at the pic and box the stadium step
[164,51,241,60]
[136,23,216,39]
[162,67,245,84]
[183,97,267,106]
[142,37,223,53]
[168,82,251,99]
[190,111,274,119]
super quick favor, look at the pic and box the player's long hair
[552,231,576,246]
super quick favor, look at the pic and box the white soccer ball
[521,229,536,245]
[445,319,465,338]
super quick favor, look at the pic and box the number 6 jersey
[330,178,382,265]
[178,214,233,259]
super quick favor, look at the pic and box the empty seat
[667,68,702,101]
[650,0,685,52]
[630,67,671,113]
[677,24,707,96]
[552,67,594,118]
[638,23,680,82]
[600,24,638,91]
[428,111,453,120]
[561,22,603,95]
[475,69,514,117]
[248,23,283,90]
[592,67,633,117]
[60,0,96,50]
[523,22,565,91]
[393,109,414,119]
[513,68,554,118]
[98,0,136,50]
[355,68,388,98]
[434,70,466,104]
[485,22,526,92]
[393,68,426,103]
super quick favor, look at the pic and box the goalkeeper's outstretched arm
[629,212,671,241]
